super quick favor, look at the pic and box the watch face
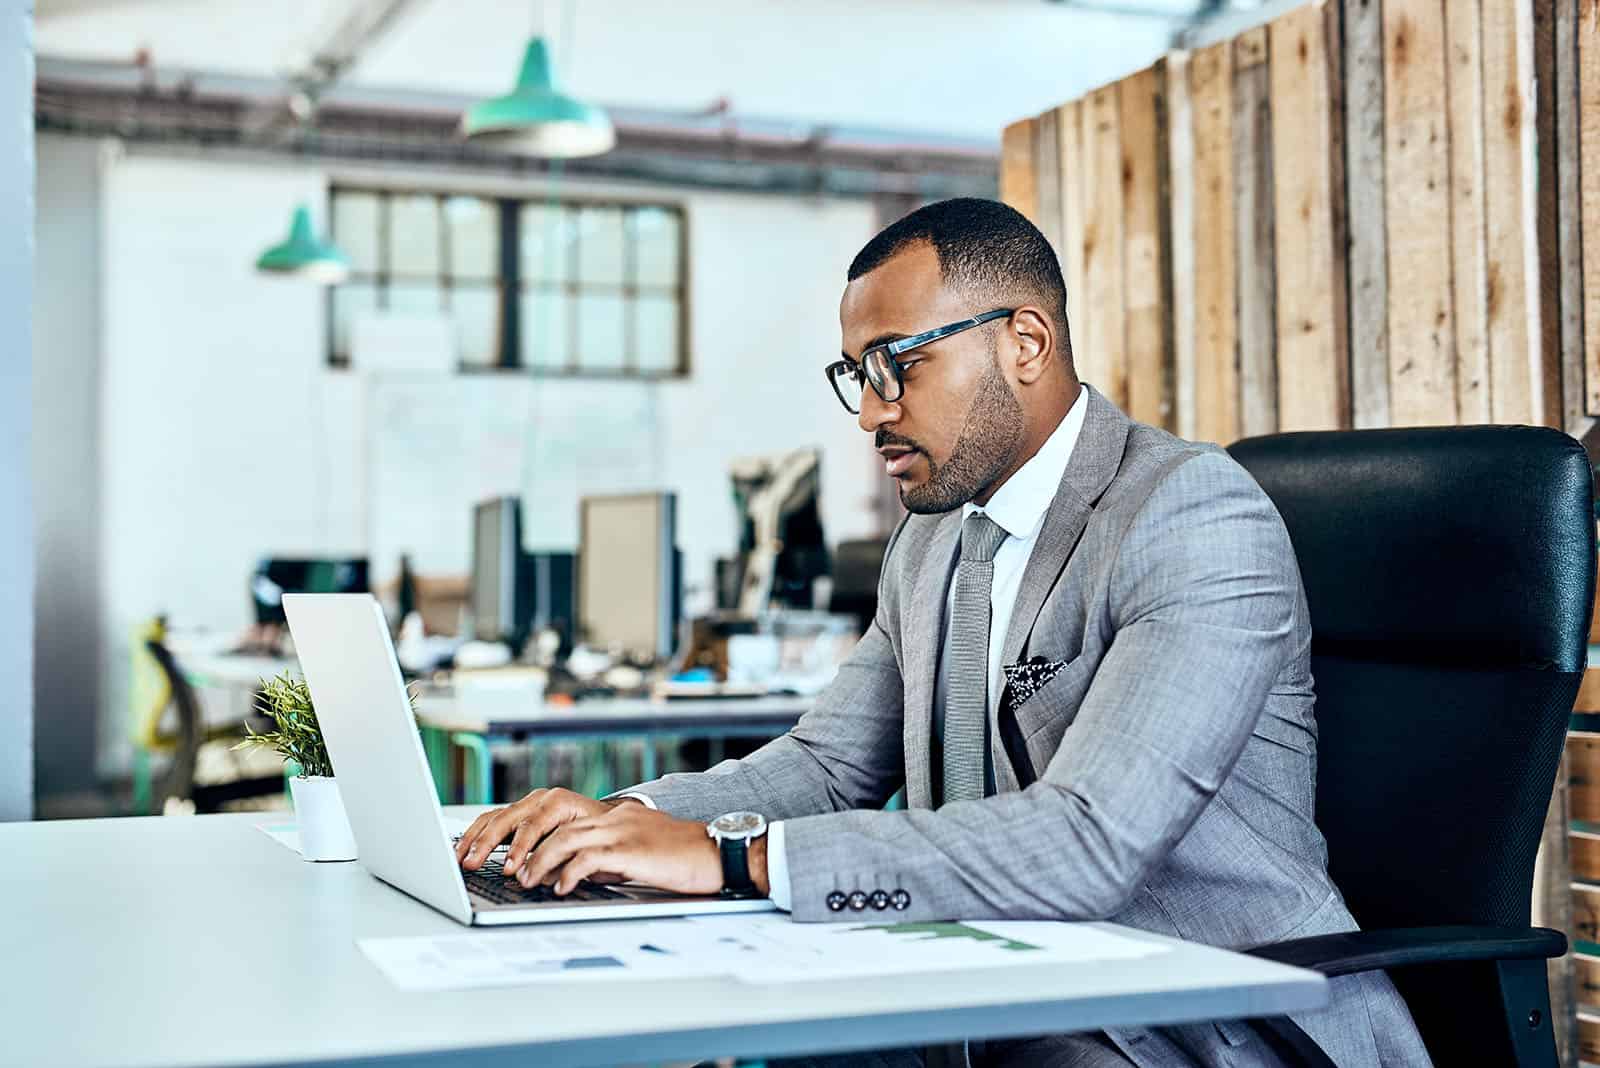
[711,811,765,837]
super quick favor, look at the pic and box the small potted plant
[234,672,357,862]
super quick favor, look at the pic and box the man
[453,199,1430,1067]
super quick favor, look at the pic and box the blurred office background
[24,0,1287,817]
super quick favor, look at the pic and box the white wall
[33,135,102,795]
[41,144,879,779]
[2,0,33,820]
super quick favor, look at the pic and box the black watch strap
[718,836,757,898]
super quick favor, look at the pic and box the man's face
[839,242,1024,514]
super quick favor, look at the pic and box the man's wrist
[749,834,770,897]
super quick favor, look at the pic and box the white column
[0,0,34,820]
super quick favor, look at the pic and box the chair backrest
[829,537,889,629]
[1227,427,1593,932]
[144,639,205,802]
[1231,426,1594,1065]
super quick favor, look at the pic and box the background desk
[0,809,1328,1067]
[169,647,808,804]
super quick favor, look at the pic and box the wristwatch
[707,811,768,898]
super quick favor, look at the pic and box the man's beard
[899,356,1024,515]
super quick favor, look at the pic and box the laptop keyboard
[452,838,628,906]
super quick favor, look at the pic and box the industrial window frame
[326,185,690,378]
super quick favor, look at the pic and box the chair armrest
[1245,925,1566,978]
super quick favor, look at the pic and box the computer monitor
[251,558,369,625]
[470,497,522,644]
[578,492,678,662]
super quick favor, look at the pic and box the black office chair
[145,640,285,813]
[1224,426,1594,1067]
[829,537,890,632]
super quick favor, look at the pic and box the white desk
[414,690,809,739]
[0,810,1327,1067]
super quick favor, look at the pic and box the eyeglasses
[824,308,1015,414]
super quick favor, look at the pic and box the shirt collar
[963,383,1088,542]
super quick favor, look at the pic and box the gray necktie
[942,512,1008,805]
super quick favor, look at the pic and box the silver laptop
[282,592,776,926]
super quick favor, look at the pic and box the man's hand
[454,787,634,872]
[511,802,730,896]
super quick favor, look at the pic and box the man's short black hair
[847,197,1071,358]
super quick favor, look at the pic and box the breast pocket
[1000,653,1098,787]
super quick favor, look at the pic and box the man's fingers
[461,803,532,868]
[503,815,559,876]
[518,822,611,887]
[554,847,619,895]
[454,808,503,866]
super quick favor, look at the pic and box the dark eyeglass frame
[824,308,1016,414]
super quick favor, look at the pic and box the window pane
[388,282,444,317]
[576,292,627,371]
[521,288,570,370]
[576,206,625,286]
[520,204,572,285]
[331,283,379,358]
[452,286,500,367]
[332,192,381,275]
[446,196,498,281]
[636,295,680,373]
[389,194,441,278]
[633,207,681,288]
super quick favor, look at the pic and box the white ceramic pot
[288,775,358,862]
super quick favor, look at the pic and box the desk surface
[414,690,810,735]
[176,649,809,736]
[0,810,1326,1068]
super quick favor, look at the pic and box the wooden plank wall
[999,0,1582,446]
[1006,9,1588,1053]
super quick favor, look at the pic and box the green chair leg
[528,744,549,793]
[884,788,906,811]
[578,741,614,800]
[130,747,151,816]
[451,732,493,806]
[420,726,452,802]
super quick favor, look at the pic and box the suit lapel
[999,384,1132,666]
[902,512,961,809]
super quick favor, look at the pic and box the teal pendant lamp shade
[461,37,614,158]
[256,204,350,284]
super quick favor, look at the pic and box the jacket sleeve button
[826,891,848,912]
[848,890,869,911]
[890,888,911,911]
[870,890,891,910]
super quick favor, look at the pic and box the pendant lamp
[460,37,614,158]
[256,204,350,284]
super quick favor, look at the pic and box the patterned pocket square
[1001,655,1072,711]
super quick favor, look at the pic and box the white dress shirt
[628,386,1088,912]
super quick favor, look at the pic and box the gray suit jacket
[628,385,1431,1067]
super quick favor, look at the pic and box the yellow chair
[128,618,285,814]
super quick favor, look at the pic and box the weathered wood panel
[1191,42,1238,444]
[1120,64,1172,430]
[1058,101,1089,373]
[1271,1,1350,431]
[1344,0,1390,429]
[1034,108,1063,256]
[1556,0,1587,432]
[1384,0,1458,426]
[1482,0,1539,423]
[1000,118,1039,224]
[1168,51,1198,441]
[1580,0,1600,417]
[1235,27,1278,438]
[1448,0,1493,424]
[1083,85,1128,408]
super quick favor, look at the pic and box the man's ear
[1010,308,1052,386]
